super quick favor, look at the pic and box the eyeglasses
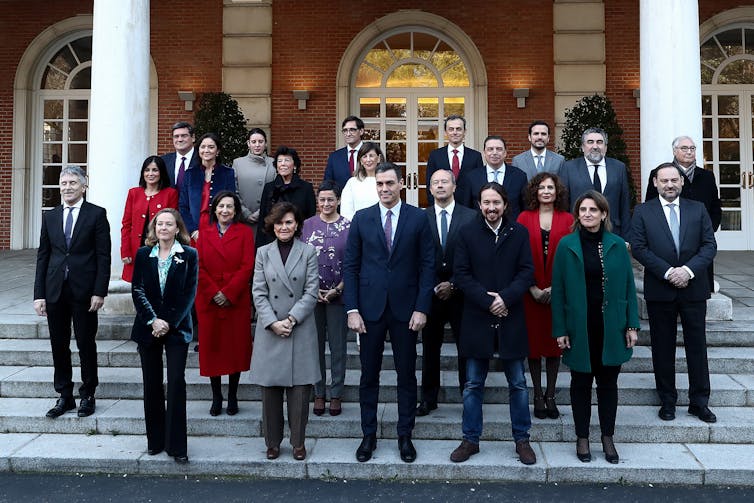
[341,128,360,134]
[676,146,697,152]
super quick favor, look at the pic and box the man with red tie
[161,121,200,193]
[425,115,484,206]
[324,115,364,191]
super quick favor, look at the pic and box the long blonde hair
[144,208,191,246]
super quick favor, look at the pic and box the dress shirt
[530,148,546,170]
[446,143,465,168]
[584,157,607,191]
[659,196,694,280]
[486,164,506,183]
[434,200,455,234]
[174,147,195,182]
[379,200,401,245]
[62,198,84,234]
[348,141,364,164]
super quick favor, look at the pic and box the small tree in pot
[194,92,248,163]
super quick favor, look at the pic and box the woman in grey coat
[232,128,276,225]
[250,201,320,461]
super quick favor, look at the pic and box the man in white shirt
[324,116,365,191]
[511,120,565,181]
[161,121,199,191]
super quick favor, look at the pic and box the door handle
[743,172,748,188]
[749,171,754,189]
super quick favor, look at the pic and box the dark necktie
[64,206,74,248]
[451,149,460,178]
[591,165,602,193]
[177,156,186,188]
[440,209,448,250]
[348,149,355,174]
[384,209,393,251]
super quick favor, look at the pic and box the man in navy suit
[33,166,111,419]
[560,127,632,238]
[511,120,565,181]
[344,163,435,463]
[425,115,484,205]
[630,163,717,424]
[416,168,475,416]
[324,115,364,191]
[161,121,200,192]
[456,135,527,219]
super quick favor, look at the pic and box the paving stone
[0,433,37,471]
[687,443,754,486]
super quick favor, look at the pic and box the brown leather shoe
[515,439,537,465]
[313,397,326,416]
[266,446,280,460]
[450,439,480,463]
[329,397,342,416]
[293,445,306,460]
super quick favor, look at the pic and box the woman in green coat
[551,190,639,465]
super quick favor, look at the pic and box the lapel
[678,198,692,250]
[426,206,440,245]
[439,146,452,170]
[369,204,391,255]
[494,220,517,250]
[284,239,304,279]
[69,201,89,248]
[390,203,410,257]
[268,242,295,293]
[576,158,591,185]
[650,198,676,246]
[524,152,537,173]
[206,223,239,261]
[543,151,554,171]
[47,206,66,247]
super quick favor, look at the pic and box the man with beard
[630,163,717,424]
[560,127,632,238]
[449,182,536,465]
[512,120,565,181]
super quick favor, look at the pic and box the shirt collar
[177,148,194,162]
[659,195,681,207]
[530,148,546,157]
[149,240,186,258]
[435,200,455,215]
[348,142,363,153]
[379,200,402,218]
[449,143,465,154]
[485,218,503,235]
[583,156,605,168]
[63,198,84,210]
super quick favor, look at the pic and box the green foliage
[558,94,637,205]
[193,92,249,164]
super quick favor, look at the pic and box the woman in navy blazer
[179,132,238,240]
[131,208,198,464]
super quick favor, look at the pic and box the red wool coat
[120,187,179,282]
[517,209,573,358]
[196,222,255,377]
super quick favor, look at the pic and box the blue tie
[440,209,448,250]
[493,170,500,183]
[64,207,74,248]
[668,203,680,255]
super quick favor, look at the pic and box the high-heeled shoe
[313,396,326,416]
[226,397,239,416]
[209,396,222,416]
[545,395,560,419]
[576,437,591,462]
[601,435,619,464]
[533,395,547,419]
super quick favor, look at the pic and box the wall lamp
[513,88,530,109]
[633,89,641,108]
[177,91,195,111]
[293,90,311,110]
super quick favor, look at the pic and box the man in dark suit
[343,162,435,463]
[560,127,632,238]
[511,120,565,181]
[33,166,111,419]
[645,136,722,293]
[416,169,476,416]
[630,163,717,424]
[456,135,527,219]
[425,115,484,205]
[161,121,200,191]
[324,115,364,191]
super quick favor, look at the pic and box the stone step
[1,398,753,444]
[1,432,753,485]
[2,365,752,406]
[4,339,754,375]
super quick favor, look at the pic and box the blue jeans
[462,357,531,443]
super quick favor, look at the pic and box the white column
[88,0,150,277]
[640,0,702,199]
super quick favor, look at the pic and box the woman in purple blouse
[300,180,351,416]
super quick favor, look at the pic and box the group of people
[32,113,719,468]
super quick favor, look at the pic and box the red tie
[452,149,460,178]
[348,149,355,174]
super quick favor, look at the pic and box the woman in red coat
[121,156,179,282]
[196,191,255,416]
[517,172,573,420]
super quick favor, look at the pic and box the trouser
[262,384,311,448]
[313,303,348,398]
[570,365,621,438]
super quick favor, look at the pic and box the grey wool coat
[250,238,320,387]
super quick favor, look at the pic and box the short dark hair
[138,155,171,190]
[247,127,267,142]
[375,162,403,181]
[208,190,243,225]
[444,114,467,130]
[571,190,612,232]
[274,145,301,173]
[264,201,303,238]
[478,181,509,218]
[652,161,682,181]
[483,135,507,149]
[341,115,364,130]
[171,121,194,135]
[144,208,191,246]
[528,120,550,135]
[317,179,341,198]
[525,172,569,211]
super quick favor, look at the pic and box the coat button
[292,277,297,281]
[157,204,162,209]
[289,293,294,298]
[274,295,278,299]
[273,310,277,315]
[141,214,146,218]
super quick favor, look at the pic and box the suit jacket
[161,150,201,189]
[456,163,528,219]
[453,215,534,359]
[425,203,476,284]
[630,197,717,302]
[249,239,320,387]
[324,146,354,191]
[511,149,565,181]
[130,244,198,345]
[178,163,237,234]
[34,201,111,303]
[425,145,484,204]
[343,202,435,322]
[645,164,722,231]
[561,157,632,238]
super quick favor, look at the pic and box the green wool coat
[550,230,640,373]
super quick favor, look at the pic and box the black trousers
[360,309,417,437]
[570,365,621,438]
[138,336,189,457]
[46,281,99,398]
[420,294,466,403]
[647,299,710,408]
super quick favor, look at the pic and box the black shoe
[658,405,676,421]
[174,455,189,464]
[46,397,76,418]
[545,395,560,419]
[210,396,222,416]
[533,395,547,419]
[688,404,717,423]
[193,344,199,353]
[415,401,437,417]
[77,396,96,417]
[226,399,239,416]
[601,435,619,464]
[356,434,377,462]
[398,435,416,463]
[147,448,163,456]
[576,437,591,462]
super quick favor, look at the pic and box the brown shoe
[515,439,536,465]
[266,446,280,460]
[329,397,342,416]
[313,397,326,416]
[293,445,306,460]
[450,439,480,463]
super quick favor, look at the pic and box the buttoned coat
[249,239,320,387]
[161,150,200,189]
[178,163,237,234]
[425,145,484,204]
[232,153,277,221]
[324,146,353,192]
[511,149,565,181]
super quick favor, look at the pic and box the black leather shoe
[415,401,437,417]
[46,397,76,418]
[398,435,416,463]
[356,434,377,462]
[658,405,676,421]
[174,455,189,464]
[226,399,239,416]
[77,396,96,417]
[147,448,163,456]
[688,404,717,423]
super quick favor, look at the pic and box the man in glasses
[325,115,365,191]
[645,136,721,293]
